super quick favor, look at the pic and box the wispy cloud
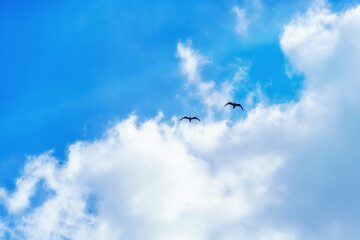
[177,40,246,117]
[232,0,263,36]
[233,6,250,35]
[176,40,210,83]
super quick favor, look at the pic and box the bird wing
[224,102,233,107]
[236,104,244,111]
[180,117,189,121]
[192,117,201,121]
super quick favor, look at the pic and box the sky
[0,0,360,239]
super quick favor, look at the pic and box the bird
[224,102,244,111]
[180,116,201,122]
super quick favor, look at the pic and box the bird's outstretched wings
[192,117,201,121]
[180,116,190,121]
[224,102,234,107]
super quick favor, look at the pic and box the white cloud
[278,0,360,238]
[176,41,245,116]
[1,1,360,239]
[2,153,58,214]
[232,0,263,36]
[176,40,210,84]
[280,0,339,77]
[0,221,6,238]
[281,0,360,104]
[233,6,250,35]
[0,115,288,240]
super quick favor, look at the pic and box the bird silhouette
[180,116,201,122]
[224,102,244,111]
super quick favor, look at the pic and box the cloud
[1,153,58,214]
[278,0,360,238]
[176,40,210,83]
[281,0,338,77]
[0,220,6,238]
[1,1,360,239]
[176,41,246,116]
[281,0,360,103]
[0,115,288,239]
[233,6,250,35]
[232,0,263,36]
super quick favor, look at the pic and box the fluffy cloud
[278,0,360,238]
[281,0,360,103]
[0,116,287,240]
[1,1,360,239]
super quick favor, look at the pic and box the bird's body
[224,102,244,111]
[180,116,201,122]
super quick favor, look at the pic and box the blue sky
[1,0,360,239]
[0,0,309,182]
[1,0,355,174]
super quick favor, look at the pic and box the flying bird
[180,116,201,122]
[224,102,244,111]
